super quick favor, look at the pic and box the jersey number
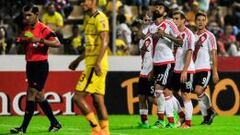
[157,74,164,82]
[79,73,86,82]
[202,77,207,85]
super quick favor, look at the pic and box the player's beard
[152,10,164,21]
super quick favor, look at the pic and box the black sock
[39,100,58,125]
[21,101,35,131]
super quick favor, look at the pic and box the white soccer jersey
[194,29,217,72]
[149,19,180,65]
[139,26,153,77]
[174,27,195,73]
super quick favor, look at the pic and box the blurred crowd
[0,0,240,56]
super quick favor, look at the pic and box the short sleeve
[167,20,180,38]
[208,33,217,51]
[187,32,195,51]
[42,26,57,41]
[96,14,109,33]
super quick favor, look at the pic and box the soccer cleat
[207,109,216,125]
[166,123,177,128]
[151,120,166,128]
[180,123,191,128]
[176,120,182,128]
[176,118,185,127]
[137,122,150,129]
[48,123,62,132]
[10,127,25,134]
[200,119,208,125]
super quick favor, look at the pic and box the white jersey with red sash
[174,27,195,73]
[149,19,180,66]
[194,29,217,72]
[139,25,153,77]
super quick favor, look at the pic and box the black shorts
[154,64,174,87]
[138,77,154,96]
[26,60,49,91]
[169,72,194,93]
[193,71,211,89]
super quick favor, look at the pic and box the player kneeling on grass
[137,14,154,129]
[10,4,62,134]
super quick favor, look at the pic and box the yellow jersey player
[68,0,109,135]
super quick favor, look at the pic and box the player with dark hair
[172,10,195,128]
[137,13,154,129]
[149,1,183,128]
[68,0,110,135]
[194,12,219,125]
[10,3,62,134]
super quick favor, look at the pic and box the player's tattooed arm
[164,34,183,45]
[157,29,183,45]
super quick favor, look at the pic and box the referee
[10,4,61,134]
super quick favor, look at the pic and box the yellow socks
[100,120,110,135]
[86,112,101,132]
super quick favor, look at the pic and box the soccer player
[68,0,110,135]
[149,1,183,128]
[10,4,62,134]
[137,14,154,128]
[172,10,195,128]
[194,12,219,125]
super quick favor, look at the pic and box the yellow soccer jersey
[84,11,109,70]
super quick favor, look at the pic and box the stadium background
[0,0,240,134]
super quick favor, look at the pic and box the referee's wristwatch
[39,38,45,44]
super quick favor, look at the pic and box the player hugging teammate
[137,2,218,129]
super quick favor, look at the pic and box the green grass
[0,115,240,135]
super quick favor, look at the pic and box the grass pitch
[0,115,240,135]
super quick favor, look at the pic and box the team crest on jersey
[144,37,151,47]
[199,33,207,44]
[100,19,106,28]
[158,23,167,31]
[181,33,185,40]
